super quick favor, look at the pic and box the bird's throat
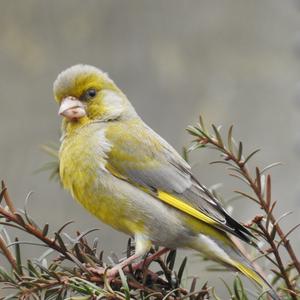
[63,116,91,135]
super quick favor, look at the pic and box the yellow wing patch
[105,162,218,226]
[157,191,217,225]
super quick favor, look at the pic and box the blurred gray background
[1,0,300,297]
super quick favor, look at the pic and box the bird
[53,64,279,299]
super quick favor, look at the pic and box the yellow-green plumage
[54,64,278,299]
[59,119,227,244]
[60,121,144,234]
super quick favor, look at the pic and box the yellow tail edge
[234,262,280,300]
[235,262,265,288]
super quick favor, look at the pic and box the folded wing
[105,121,255,245]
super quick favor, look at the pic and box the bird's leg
[108,252,142,277]
[130,246,169,271]
[107,234,152,277]
[87,234,170,279]
[87,234,151,277]
[109,246,170,278]
[87,246,169,280]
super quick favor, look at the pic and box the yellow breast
[59,122,144,234]
[59,123,107,197]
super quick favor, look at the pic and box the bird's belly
[59,129,197,248]
[84,177,197,248]
[61,162,135,234]
[62,162,196,247]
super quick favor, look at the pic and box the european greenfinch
[53,65,278,299]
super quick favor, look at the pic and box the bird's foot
[87,266,106,276]
[87,248,170,280]
[87,263,135,280]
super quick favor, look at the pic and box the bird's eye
[85,88,97,100]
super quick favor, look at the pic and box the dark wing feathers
[189,176,256,244]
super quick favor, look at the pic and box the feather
[106,120,255,245]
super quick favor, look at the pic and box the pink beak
[58,96,86,121]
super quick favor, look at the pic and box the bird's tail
[233,261,280,300]
[191,235,280,300]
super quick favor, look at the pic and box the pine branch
[187,116,300,299]
[0,182,210,299]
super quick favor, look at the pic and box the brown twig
[1,181,16,213]
[256,220,296,297]
[235,163,300,276]
[0,180,212,299]
[188,122,299,299]
[209,138,297,298]
[0,235,17,271]
[0,182,74,262]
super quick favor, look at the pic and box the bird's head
[53,64,136,126]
